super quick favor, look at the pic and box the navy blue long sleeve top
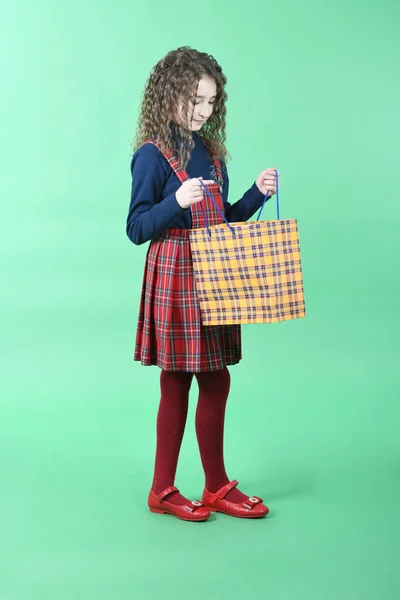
[126,133,267,245]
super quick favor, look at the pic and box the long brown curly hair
[133,47,229,168]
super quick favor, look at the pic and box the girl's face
[176,76,217,131]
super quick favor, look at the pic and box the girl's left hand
[255,168,280,196]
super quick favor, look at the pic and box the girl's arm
[221,163,268,223]
[126,144,186,245]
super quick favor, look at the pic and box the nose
[198,103,213,119]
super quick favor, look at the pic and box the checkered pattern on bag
[189,218,306,325]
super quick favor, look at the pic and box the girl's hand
[176,177,215,210]
[255,168,280,196]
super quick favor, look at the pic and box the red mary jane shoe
[202,480,269,519]
[148,486,211,522]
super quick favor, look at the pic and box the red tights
[151,368,248,506]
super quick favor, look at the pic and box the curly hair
[133,47,229,168]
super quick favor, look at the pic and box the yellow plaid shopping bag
[189,173,306,325]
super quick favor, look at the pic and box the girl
[126,47,279,521]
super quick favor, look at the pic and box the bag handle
[198,169,279,237]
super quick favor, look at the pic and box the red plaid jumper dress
[134,141,242,372]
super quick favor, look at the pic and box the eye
[194,99,216,106]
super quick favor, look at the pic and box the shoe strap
[157,485,179,502]
[211,479,239,501]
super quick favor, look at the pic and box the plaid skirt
[134,228,242,372]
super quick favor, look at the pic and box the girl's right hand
[175,177,215,210]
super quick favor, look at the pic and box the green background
[2,0,400,598]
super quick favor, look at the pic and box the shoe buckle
[243,496,260,510]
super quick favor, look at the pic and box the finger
[191,196,205,204]
[191,185,204,194]
[196,179,215,185]
[191,180,204,189]
[262,168,280,176]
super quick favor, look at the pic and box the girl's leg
[151,370,194,506]
[194,368,249,504]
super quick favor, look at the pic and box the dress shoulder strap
[144,139,190,183]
